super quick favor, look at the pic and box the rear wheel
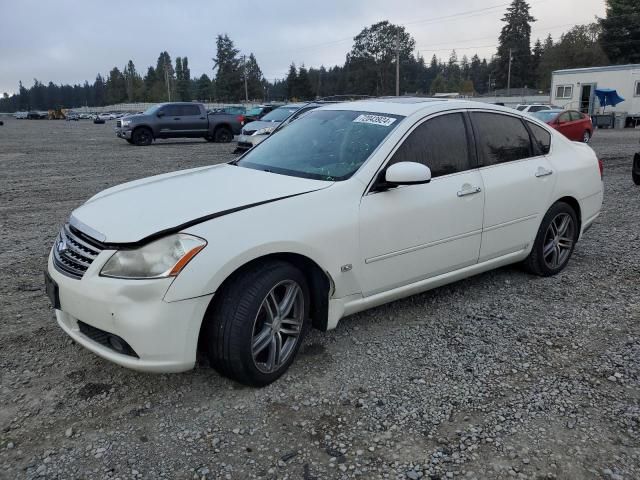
[132,127,153,146]
[523,201,578,277]
[582,130,591,143]
[213,126,233,143]
[204,261,310,386]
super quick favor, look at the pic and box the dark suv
[115,102,244,146]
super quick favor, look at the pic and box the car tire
[213,126,233,143]
[132,127,153,146]
[204,261,310,386]
[633,153,640,186]
[523,201,579,277]
[582,130,591,143]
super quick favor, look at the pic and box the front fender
[163,240,345,303]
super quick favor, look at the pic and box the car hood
[243,119,281,133]
[70,164,332,244]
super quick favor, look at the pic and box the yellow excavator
[48,107,67,120]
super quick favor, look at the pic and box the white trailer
[551,64,640,126]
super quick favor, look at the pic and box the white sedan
[46,98,603,386]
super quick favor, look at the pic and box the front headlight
[100,233,206,279]
[254,126,274,136]
[121,119,131,127]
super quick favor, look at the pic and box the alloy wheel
[251,280,304,374]
[542,213,575,269]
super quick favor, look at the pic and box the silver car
[235,104,305,153]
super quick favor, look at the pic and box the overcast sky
[0,0,606,95]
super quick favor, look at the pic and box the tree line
[1,0,637,112]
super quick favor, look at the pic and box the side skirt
[326,248,528,330]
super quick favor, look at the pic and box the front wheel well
[197,253,333,354]
[555,196,582,233]
[132,125,153,137]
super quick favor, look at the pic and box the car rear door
[554,111,574,140]
[358,112,485,296]
[470,111,556,262]
[179,104,208,136]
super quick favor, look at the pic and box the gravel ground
[0,118,638,480]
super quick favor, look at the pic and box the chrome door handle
[535,167,553,177]
[457,186,482,197]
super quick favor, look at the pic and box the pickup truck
[115,102,244,146]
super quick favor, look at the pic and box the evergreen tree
[600,0,640,63]
[175,57,184,100]
[296,65,314,99]
[245,53,264,99]
[495,0,536,89]
[180,57,191,101]
[531,39,543,88]
[213,34,242,101]
[105,67,126,104]
[285,63,297,99]
[537,24,609,90]
[430,73,447,94]
[195,73,212,101]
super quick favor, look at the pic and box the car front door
[469,111,556,262]
[358,112,485,296]
[156,105,182,137]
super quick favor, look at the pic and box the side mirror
[385,162,431,185]
[374,162,431,192]
[156,111,165,117]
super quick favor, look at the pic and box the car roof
[315,97,518,116]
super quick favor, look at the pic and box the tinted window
[161,105,181,116]
[569,111,583,121]
[471,112,532,166]
[529,106,547,112]
[527,122,551,155]
[261,106,300,122]
[388,113,471,177]
[516,106,526,111]
[558,112,571,123]
[182,105,201,116]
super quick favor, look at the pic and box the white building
[551,64,640,124]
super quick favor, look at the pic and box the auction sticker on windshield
[353,114,397,127]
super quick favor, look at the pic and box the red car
[531,109,593,143]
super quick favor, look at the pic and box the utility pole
[395,32,400,97]
[506,48,513,97]
[243,55,249,102]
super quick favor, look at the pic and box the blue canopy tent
[594,88,625,112]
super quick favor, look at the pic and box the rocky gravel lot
[0,118,638,480]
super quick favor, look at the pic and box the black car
[633,149,640,185]
[243,105,275,122]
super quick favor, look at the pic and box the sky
[0,0,607,95]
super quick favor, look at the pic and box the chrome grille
[53,224,103,279]
[116,120,122,128]
[242,129,256,136]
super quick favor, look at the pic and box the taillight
[598,159,603,178]
[237,114,245,126]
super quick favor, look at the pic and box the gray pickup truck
[115,102,244,146]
